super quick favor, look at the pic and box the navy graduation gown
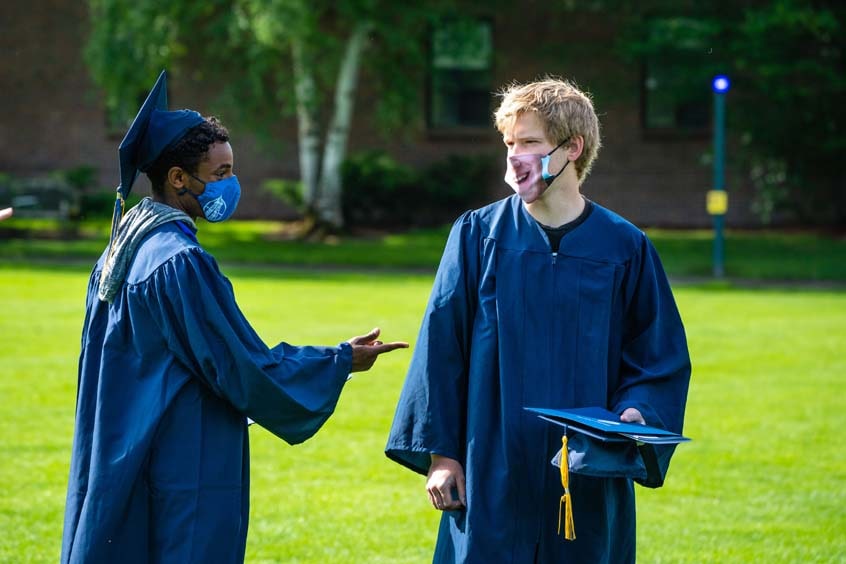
[386,195,690,563]
[62,222,352,564]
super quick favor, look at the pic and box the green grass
[1,263,844,562]
[647,229,846,282]
[1,217,844,280]
[0,219,451,270]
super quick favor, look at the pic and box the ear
[167,166,189,190]
[565,136,585,162]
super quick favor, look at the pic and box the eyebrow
[504,135,544,143]
[213,164,233,173]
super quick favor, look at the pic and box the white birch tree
[85,0,448,231]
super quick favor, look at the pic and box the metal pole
[713,89,726,278]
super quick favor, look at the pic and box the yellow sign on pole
[707,190,728,215]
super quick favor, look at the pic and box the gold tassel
[557,434,576,540]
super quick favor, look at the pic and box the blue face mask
[185,174,241,222]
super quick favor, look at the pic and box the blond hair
[494,77,602,181]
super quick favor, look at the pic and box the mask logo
[202,196,228,222]
[187,174,241,222]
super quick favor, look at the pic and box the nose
[508,155,526,169]
[509,152,536,168]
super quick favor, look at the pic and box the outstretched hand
[347,327,408,373]
[0,207,13,222]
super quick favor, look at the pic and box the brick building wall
[0,2,760,228]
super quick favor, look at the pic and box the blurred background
[3,0,843,233]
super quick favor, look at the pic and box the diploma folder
[524,406,690,445]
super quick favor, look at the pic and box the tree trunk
[291,37,321,214]
[315,22,371,229]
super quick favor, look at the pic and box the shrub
[420,153,494,212]
[261,178,305,212]
[0,166,130,222]
[341,151,495,229]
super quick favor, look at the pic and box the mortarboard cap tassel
[527,406,691,540]
[557,434,576,540]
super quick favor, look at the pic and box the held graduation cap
[525,406,691,541]
[108,70,204,250]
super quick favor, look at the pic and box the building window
[428,19,494,130]
[640,18,712,135]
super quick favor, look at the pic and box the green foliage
[58,166,98,193]
[261,178,305,212]
[85,0,185,127]
[0,167,140,221]
[0,173,76,220]
[77,192,144,221]
[424,154,496,209]
[83,0,450,137]
[1,265,844,562]
[341,151,494,228]
[57,166,98,220]
[340,151,417,227]
[82,0,484,228]
[730,1,846,224]
[610,0,846,225]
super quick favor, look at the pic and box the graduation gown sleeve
[62,225,356,564]
[610,233,692,487]
[385,212,480,474]
[138,247,353,444]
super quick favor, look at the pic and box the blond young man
[386,78,690,563]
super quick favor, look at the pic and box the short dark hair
[146,116,230,194]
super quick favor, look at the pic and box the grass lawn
[1,217,845,280]
[1,263,844,562]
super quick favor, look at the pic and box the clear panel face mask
[504,139,570,203]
